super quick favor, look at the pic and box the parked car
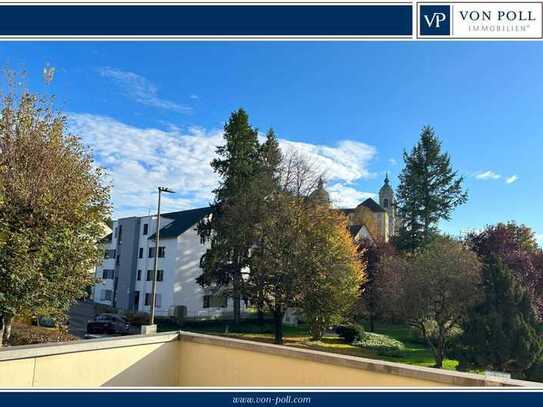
[86,313,130,338]
[32,316,69,329]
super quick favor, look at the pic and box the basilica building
[310,175,398,243]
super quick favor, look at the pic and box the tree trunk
[2,315,14,346]
[0,315,4,347]
[369,313,375,333]
[257,306,264,326]
[434,350,444,369]
[273,306,284,345]
[433,334,445,368]
[310,321,323,341]
[233,272,241,326]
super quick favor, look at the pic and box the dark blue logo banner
[0,5,412,36]
[0,391,542,407]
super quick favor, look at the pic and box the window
[203,295,227,308]
[383,198,389,208]
[102,269,115,280]
[137,270,141,281]
[144,293,161,308]
[114,226,118,238]
[116,254,120,266]
[104,249,116,259]
[148,246,165,258]
[143,223,148,235]
[118,225,123,242]
[100,289,113,301]
[146,270,163,282]
[138,248,143,259]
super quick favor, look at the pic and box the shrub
[8,321,77,346]
[354,332,405,357]
[124,311,149,327]
[526,359,543,382]
[335,324,365,343]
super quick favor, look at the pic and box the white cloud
[98,67,191,114]
[475,170,501,181]
[327,183,376,208]
[69,113,378,218]
[279,139,376,183]
[388,158,397,166]
[505,175,519,184]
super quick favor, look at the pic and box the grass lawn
[178,319,458,371]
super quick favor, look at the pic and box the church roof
[340,198,386,214]
[148,206,213,240]
[358,198,386,213]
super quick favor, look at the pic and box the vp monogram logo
[420,5,451,36]
[424,12,447,28]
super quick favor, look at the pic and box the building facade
[94,177,396,318]
[93,207,244,318]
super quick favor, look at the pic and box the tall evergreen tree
[197,109,261,325]
[455,257,543,376]
[251,129,282,324]
[395,127,467,251]
[259,129,282,189]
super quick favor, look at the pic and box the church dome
[309,178,330,205]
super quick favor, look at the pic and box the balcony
[0,331,540,387]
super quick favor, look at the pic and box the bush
[124,311,149,327]
[525,359,543,382]
[354,332,405,357]
[335,324,365,343]
[8,321,77,346]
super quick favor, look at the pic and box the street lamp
[149,186,175,326]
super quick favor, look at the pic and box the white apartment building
[93,207,245,318]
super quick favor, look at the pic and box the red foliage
[467,222,543,317]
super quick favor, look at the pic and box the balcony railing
[0,331,540,387]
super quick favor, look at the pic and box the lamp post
[149,186,175,326]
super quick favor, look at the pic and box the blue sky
[1,41,541,243]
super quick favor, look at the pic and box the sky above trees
[1,41,541,245]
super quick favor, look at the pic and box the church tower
[379,174,396,237]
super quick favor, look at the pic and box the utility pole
[149,186,174,326]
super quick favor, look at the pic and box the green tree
[251,129,283,324]
[0,90,110,345]
[357,238,395,332]
[382,238,481,367]
[395,127,467,251]
[197,109,261,326]
[300,204,364,340]
[454,257,543,377]
[467,222,543,318]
